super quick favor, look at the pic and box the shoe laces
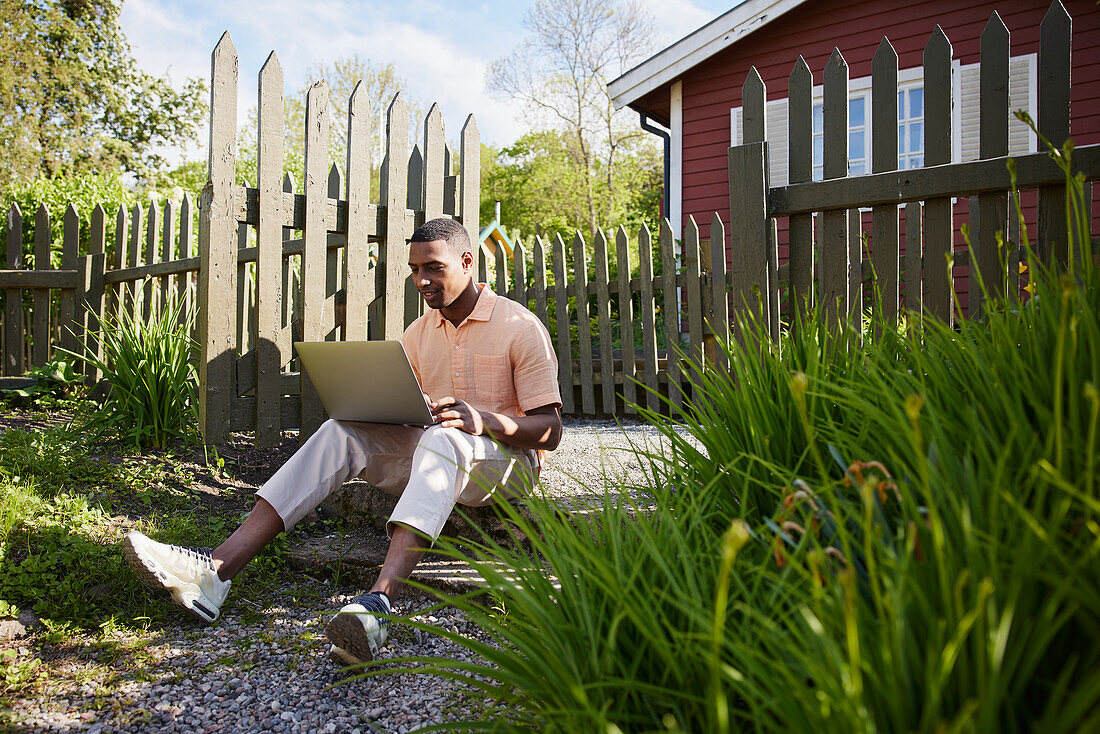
[171,544,216,576]
[349,592,391,625]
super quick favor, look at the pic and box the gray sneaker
[326,591,391,664]
[123,530,231,623]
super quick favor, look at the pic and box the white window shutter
[958,55,1035,162]
[766,98,789,186]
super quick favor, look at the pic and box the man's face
[408,238,473,310]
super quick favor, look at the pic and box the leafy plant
[0,357,84,406]
[67,292,199,449]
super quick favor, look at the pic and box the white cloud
[118,0,724,167]
[636,0,720,44]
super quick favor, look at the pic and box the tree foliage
[486,0,660,236]
[481,130,660,241]
[0,0,207,189]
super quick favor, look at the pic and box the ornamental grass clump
[72,290,198,449]
[355,148,1098,732]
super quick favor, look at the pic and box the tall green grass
[358,150,1099,731]
[70,290,199,448]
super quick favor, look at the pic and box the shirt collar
[430,283,497,329]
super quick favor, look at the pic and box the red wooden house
[610,0,1100,314]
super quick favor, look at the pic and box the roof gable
[608,0,810,109]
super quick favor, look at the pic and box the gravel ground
[4,416,679,733]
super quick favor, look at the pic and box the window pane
[813,104,823,134]
[898,90,905,119]
[850,159,865,175]
[910,87,923,118]
[813,136,823,166]
[912,154,923,168]
[850,96,865,127]
[899,124,906,154]
[850,130,864,156]
[910,122,922,153]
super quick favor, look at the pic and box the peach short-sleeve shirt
[401,284,561,419]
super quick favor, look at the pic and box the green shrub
[70,292,199,449]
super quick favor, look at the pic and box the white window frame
[728,56,1038,180]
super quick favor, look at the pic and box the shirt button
[455,372,460,377]
[454,345,460,350]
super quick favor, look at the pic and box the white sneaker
[325,591,391,664]
[123,530,231,623]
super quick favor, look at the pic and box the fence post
[533,236,549,332]
[871,38,900,334]
[255,51,285,449]
[4,204,23,375]
[974,12,1010,316]
[923,26,954,326]
[708,213,729,373]
[144,201,158,321]
[178,193,193,331]
[381,92,409,342]
[659,218,682,411]
[198,31,239,445]
[637,224,659,412]
[788,57,814,324]
[1037,1,1071,269]
[32,205,50,367]
[60,204,80,359]
[300,80,331,441]
[904,202,923,316]
[551,233,575,414]
[80,205,106,385]
[128,203,141,315]
[113,205,126,322]
[572,231,595,414]
[345,80,374,343]
[594,229,614,414]
[683,216,704,402]
[161,200,173,315]
[513,239,528,306]
[727,141,770,340]
[459,115,481,282]
[615,225,637,414]
[821,48,851,329]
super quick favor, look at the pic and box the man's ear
[462,249,474,270]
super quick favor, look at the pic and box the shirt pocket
[472,354,512,405]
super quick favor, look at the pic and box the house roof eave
[608,0,810,110]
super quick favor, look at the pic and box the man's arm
[429,398,562,451]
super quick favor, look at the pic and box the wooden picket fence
[4,7,1100,441]
[725,3,1097,334]
[484,221,724,418]
[0,197,197,384]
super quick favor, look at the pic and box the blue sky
[119,0,732,162]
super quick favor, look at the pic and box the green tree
[0,0,207,189]
[487,0,660,235]
[481,129,661,242]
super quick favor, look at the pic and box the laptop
[294,340,435,426]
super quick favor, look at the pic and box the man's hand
[426,398,561,451]
[430,396,485,436]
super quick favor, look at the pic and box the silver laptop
[294,341,435,426]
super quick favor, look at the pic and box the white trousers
[256,419,538,541]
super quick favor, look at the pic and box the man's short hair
[410,217,471,254]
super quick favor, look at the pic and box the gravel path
[5,417,677,733]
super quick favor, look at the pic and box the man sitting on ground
[123,217,562,664]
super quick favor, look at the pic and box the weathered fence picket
[615,225,637,414]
